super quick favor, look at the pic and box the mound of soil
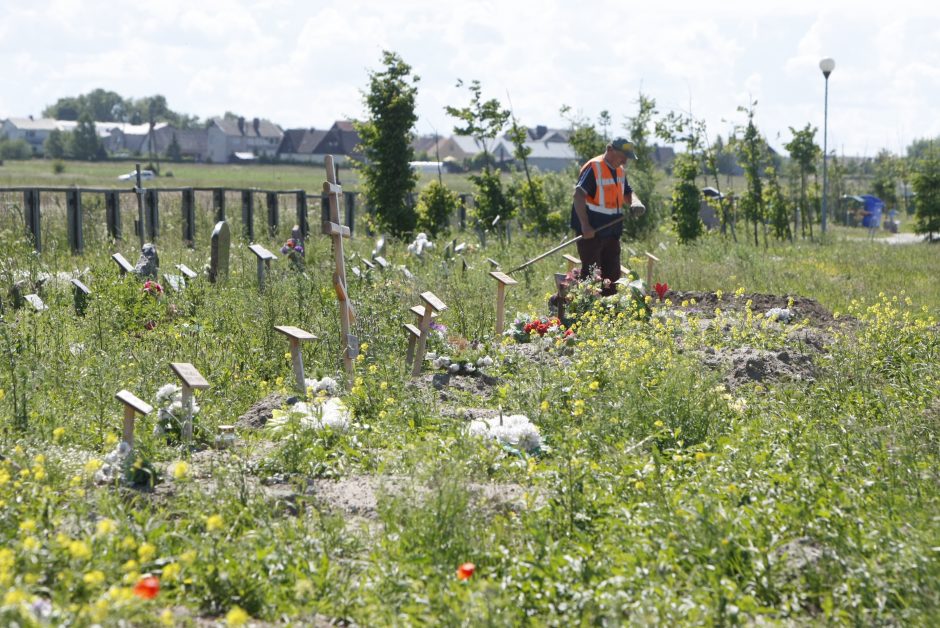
[670,291,837,328]
[701,345,816,388]
[235,392,301,429]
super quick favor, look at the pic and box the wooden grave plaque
[373,255,389,269]
[177,263,198,280]
[25,294,47,312]
[248,244,277,291]
[274,325,318,392]
[112,252,135,275]
[562,254,581,273]
[620,265,632,278]
[115,389,153,448]
[169,362,209,444]
[489,271,518,336]
[361,258,375,270]
[71,278,90,316]
[412,291,447,376]
[486,258,501,269]
[162,273,184,293]
[323,155,355,379]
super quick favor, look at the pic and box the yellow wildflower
[226,605,250,626]
[104,433,119,447]
[138,542,156,563]
[23,536,41,552]
[68,540,92,560]
[84,458,103,475]
[205,514,224,532]
[83,570,106,586]
[19,519,37,533]
[96,518,117,537]
[160,609,176,626]
[162,562,181,581]
[170,461,190,480]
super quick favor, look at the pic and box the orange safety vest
[579,155,624,215]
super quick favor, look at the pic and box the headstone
[112,253,135,276]
[115,389,153,449]
[162,274,183,293]
[209,221,231,283]
[248,244,277,291]
[169,362,210,444]
[373,256,389,269]
[176,264,198,280]
[71,278,90,316]
[274,325,318,392]
[25,294,47,312]
[134,243,159,278]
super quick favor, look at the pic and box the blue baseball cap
[609,137,638,160]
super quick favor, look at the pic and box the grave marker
[71,278,90,316]
[25,294,46,312]
[405,305,437,369]
[115,389,152,449]
[562,254,581,273]
[620,264,632,278]
[323,155,356,379]
[162,273,184,293]
[181,188,196,247]
[412,291,447,376]
[454,242,467,254]
[274,325,318,392]
[645,251,660,289]
[489,271,518,336]
[176,264,198,280]
[248,243,277,291]
[112,253,134,275]
[134,164,146,247]
[554,273,569,321]
[487,258,500,269]
[169,362,209,444]
[209,221,231,283]
[373,256,389,269]
[361,258,375,270]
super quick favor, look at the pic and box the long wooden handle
[507,214,626,275]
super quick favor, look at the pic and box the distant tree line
[42,88,202,129]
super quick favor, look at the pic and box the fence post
[213,188,226,222]
[345,191,355,236]
[145,188,159,240]
[295,190,308,239]
[320,192,329,227]
[105,190,121,240]
[24,189,41,252]
[181,188,195,247]
[66,188,83,254]
[458,194,468,231]
[266,192,279,236]
[241,189,254,241]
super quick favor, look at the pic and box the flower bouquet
[468,413,542,455]
[506,313,575,346]
[280,237,305,269]
[153,383,201,444]
[552,267,651,322]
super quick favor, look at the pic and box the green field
[0,163,937,625]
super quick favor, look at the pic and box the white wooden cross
[115,389,152,449]
[645,251,660,289]
[248,243,277,291]
[489,271,518,336]
[322,155,356,380]
[411,291,447,376]
[274,325,318,392]
[562,254,581,273]
[169,362,209,444]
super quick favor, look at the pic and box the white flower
[304,376,339,396]
[155,383,180,406]
[468,414,542,452]
[476,356,494,367]
[267,398,351,434]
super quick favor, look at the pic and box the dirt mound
[235,393,300,429]
[701,345,816,388]
[670,291,837,328]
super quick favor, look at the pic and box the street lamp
[819,57,835,234]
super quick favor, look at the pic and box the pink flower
[653,282,669,300]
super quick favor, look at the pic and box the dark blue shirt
[570,161,633,238]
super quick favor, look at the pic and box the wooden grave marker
[71,278,90,316]
[112,252,135,276]
[274,325,318,392]
[25,294,47,312]
[361,258,375,271]
[169,362,209,444]
[554,273,569,321]
[454,242,467,254]
[412,291,447,376]
[373,255,389,270]
[209,221,231,283]
[177,264,198,280]
[645,251,660,289]
[562,254,581,273]
[323,155,356,379]
[486,257,500,269]
[115,389,152,449]
[248,243,277,291]
[489,271,518,336]
[405,304,437,368]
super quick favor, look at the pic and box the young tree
[415,180,460,236]
[559,106,606,163]
[354,50,420,237]
[623,93,661,240]
[784,123,819,238]
[68,113,104,161]
[763,165,792,242]
[166,133,182,162]
[505,106,550,233]
[872,149,899,208]
[735,103,768,246]
[44,129,67,159]
[670,152,704,243]
[912,147,940,239]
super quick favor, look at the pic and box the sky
[2,0,939,157]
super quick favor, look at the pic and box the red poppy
[456,562,475,581]
[653,282,669,300]
[133,575,160,599]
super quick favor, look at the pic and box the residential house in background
[1,117,80,155]
[276,121,362,164]
[207,116,283,163]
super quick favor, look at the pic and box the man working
[570,138,645,295]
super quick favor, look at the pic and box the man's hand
[581,225,596,239]
[630,201,646,217]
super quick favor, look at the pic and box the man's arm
[573,187,595,239]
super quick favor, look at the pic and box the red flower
[286,239,296,248]
[133,575,160,600]
[142,280,164,295]
[653,282,669,300]
[456,562,475,581]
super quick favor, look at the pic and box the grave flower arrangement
[268,376,351,435]
[506,313,575,346]
[427,349,496,376]
[556,267,651,322]
[468,413,543,455]
[281,237,305,269]
[153,383,201,444]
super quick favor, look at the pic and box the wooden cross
[248,243,277,291]
[489,271,517,336]
[115,389,152,449]
[645,251,660,289]
[169,362,209,444]
[274,325,318,392]
[322,155,355,379]
[620,264,632,278]
[554,273,569,321]
[176,263,198,280]
[404,304,438,368]
[411,291,447,376]
[112,252,134,276]
[71,278,90,316]
[562,254,581,273]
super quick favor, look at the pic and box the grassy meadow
[0,162,938,625]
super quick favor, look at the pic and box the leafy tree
[906,136,940,161]
[0,136,32,160]
[670,152,703,243]
[763,166,792,241]
[415,180,460,236]
[784,123,820,238]
[67,113,104,161]
[911,147,940,238]
[871,149,899,208]
[44,129,67,159]
[559,105,606,163]
[166,133,182,162]
[506,110,549,232]
[735,102,768,246]
[354,50,420,237]
[623,93,661,240]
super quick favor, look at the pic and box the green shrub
[415,180,459,236]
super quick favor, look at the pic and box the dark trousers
[576,236,620,296]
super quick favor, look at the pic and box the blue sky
[2,0,938,156]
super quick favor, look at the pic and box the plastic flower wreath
[153,383,200,443]
[281,236,305,269]
[142,280,164,298]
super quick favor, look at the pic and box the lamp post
[819,57,835,234]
